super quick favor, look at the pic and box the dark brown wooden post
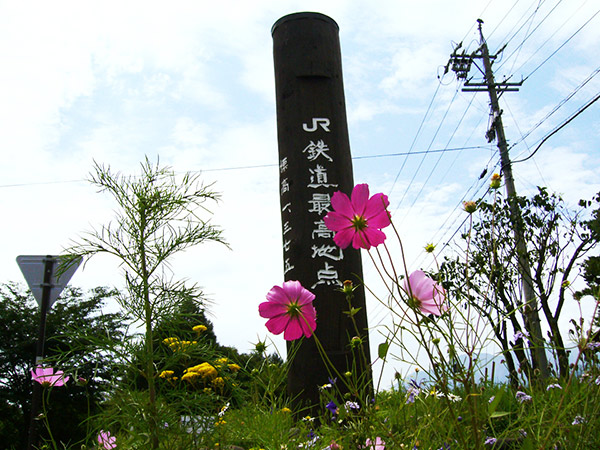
[272,12,372,411]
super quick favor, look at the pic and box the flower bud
[463,201,477,214]
[254,341,267,354]
[424,243,436,253]
[342,280,355,296]
[490,173,501,189]
[350,336,363,348]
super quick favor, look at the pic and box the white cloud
[1,0,599,384]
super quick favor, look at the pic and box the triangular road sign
[16,255,81,308]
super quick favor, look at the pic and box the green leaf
[488,385,505,415]
[520,435,533,450]
[343,306,361,317]
[378,341,389,360]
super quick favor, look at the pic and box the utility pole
[448,19,550,379]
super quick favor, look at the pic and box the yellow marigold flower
[181,372,199,382]
[201,363,218,379]
[159,370,175,379]
[212,376,225,389]
[215,417,226,427]
[193,324,207,334]
[186,362,218,379]
[182,340,197,349]
[227,363,241,372]
[163,337,179,346]
[280,407,291,414]
[203,387,212,394]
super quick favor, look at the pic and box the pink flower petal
[265,285,291,305]
[419,298,442,316]
[362,228,387,249]
[351,184,370,216]
[326,184,391,250]
[351,228,387,249]
[36,367,53,377]
[298,312,316,338]
[296,287,316,305]
[405,270,447,316]
[259,301,288,319]
[333,228,355,249]
[282,280,304,301]
[265,314,291,335]
[323,211,352,232]
[260,281,317,340]
[364,193,390,220]
[330,191,354,219]
[283,319,304,340]
[404,270,426,296]
[351,231,369,249]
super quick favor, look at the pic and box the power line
[512,90,600,164]
[494,0,548,52]
[0,146,486,189]
[522,6,600,81]
[412,156,502,272]
[511,64,600,149]
[509,0,590,78]
[387,81,443,199]
[486,0,524,42]
[353,146,487,160]
[398,91,478,224]
[496,0,564,72]
[392,87,460,212]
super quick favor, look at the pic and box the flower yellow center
[286,301,302,318]
[407,295,421,310]
[351,214,367,231]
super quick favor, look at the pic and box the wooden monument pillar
[272,12,372,409]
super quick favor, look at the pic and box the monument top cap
[271,12,339,36]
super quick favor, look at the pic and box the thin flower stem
[41,388,59,450]
[539,296,600,448]
[373,245,399,289]
[366,250,398,302]
[388,217,412,283]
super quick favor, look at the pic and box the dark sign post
[272,12,372,409]
[17,255,81,450]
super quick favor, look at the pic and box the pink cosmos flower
[259,280,317,341]
[323,183,391,250]
[404,270,448,316]
[365,436,386,450]
[98,430,117,449]
[31,366,69,387]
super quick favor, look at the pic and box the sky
[2,0,600,386]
